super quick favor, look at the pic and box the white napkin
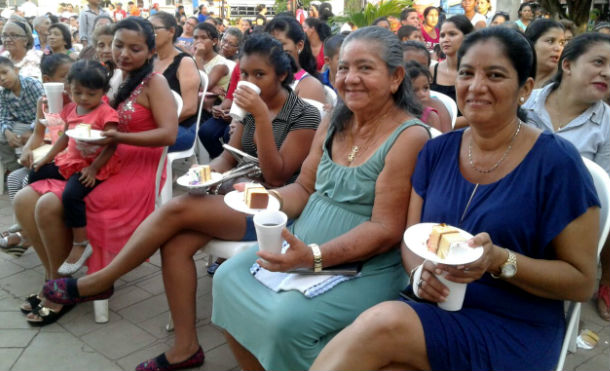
[250,263,359,298]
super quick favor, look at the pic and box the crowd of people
[0,1,609,370]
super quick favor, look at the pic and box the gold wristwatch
[308,243,322,272]
[491,249,517,279]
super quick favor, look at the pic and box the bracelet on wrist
[308,243,322,272]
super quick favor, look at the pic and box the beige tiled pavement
[0,164,608,370]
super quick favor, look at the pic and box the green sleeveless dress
[212,119,427,370]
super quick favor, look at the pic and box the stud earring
[297,49,301,54]
[519,97,525,103]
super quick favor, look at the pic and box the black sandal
[20,294,42,314]
[27,303,75,326]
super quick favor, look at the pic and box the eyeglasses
[1,33,26,40]
[221,39,239,48]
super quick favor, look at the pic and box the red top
[54,101,120,180]
[316,44,325,73]
[226,62,241,101]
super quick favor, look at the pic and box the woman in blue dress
[312,27,600,371]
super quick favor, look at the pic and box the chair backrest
[582,157,610,256]
[171,90,183,117]
[323,85,337,108]
[302,98,326,117]
[154,92,183,207]
[189,70,209,151]
[430,90,457,129]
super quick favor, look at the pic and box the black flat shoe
[20,294,42,315]
[27,303,75,326]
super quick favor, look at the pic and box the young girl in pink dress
[29,59,119,275]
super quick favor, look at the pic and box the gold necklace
[347,145,360,163]
[346,113,390,164]
[468,120,522,174]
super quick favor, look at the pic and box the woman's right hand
[232,85,266,119]
[415,261,450,303]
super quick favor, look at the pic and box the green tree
[335,0,414,28]
[540,0,592,27]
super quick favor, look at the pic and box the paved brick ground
[0,172,608,370]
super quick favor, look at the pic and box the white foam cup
[436,272,467,311]
[229,81,261,121]
[253,210,288,255]
[43,83,64,113]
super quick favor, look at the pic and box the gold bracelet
[268,189,284,210]
[308,243,323,272]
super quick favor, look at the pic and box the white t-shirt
[470,13,487,27]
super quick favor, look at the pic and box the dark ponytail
[111,18,156,109]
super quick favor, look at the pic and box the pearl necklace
[468,120,522,174]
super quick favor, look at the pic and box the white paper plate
[403,223,483,265]
[176,171,223,189]
[65,128,104,142]
[224,190,280,215]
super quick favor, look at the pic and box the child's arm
[79,122,119,188]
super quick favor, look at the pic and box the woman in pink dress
[14,17,178,326]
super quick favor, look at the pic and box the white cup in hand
[43,83,64,114]
[229,81,261,121]
[436,271,468,311]
[253,210,288,256]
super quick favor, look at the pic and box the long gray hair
[331,26,422,132]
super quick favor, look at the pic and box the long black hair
[265,16,318,78]
[331,27,422,132]
[241,33,296,89]
[111,17,155,109]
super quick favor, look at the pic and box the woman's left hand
[257,229,313,272]
[437,232,499,283]
[89,128,119,145]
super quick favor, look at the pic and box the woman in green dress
[212,26,431,370]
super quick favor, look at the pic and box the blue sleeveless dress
[406,130,599,371]
[212,120,426,370]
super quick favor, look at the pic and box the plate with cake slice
[65,124,104,142]
[403,223,483,265]
[177,165,223,189]
[224,184,280,214]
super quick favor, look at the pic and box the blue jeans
[168,123,197,153]
[198,117,231,159]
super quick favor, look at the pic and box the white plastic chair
[555,157,610,371]
[430,90,457,129]
[93,90,184,323]
[323,86,337,108]
[159,74,208,205]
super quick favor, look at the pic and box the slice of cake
[427,224,465,259]
[188,165,212,184]
[244,183,269,209]
[75,123,91,137]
